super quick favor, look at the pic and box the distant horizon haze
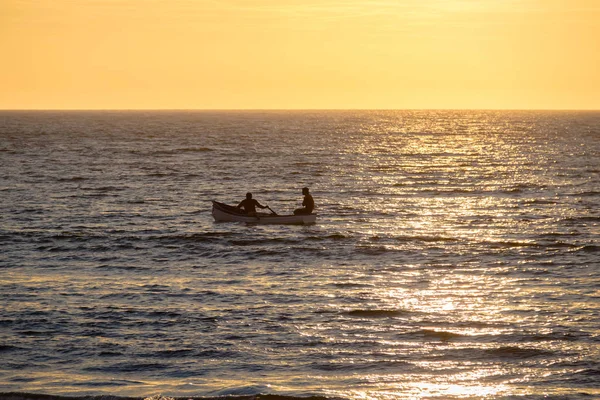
[2,0,599,110]
[1,108,600,112]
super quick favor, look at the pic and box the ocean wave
[49,232,104,241]
[2,392,338,400]
[569,190,600,197]
[521,331,592,342]
[80,186,127,192]
[561,216,600,223]
[145,147,214,155]
[152,232,236,244]
[305,234,350,241]
[394,234,459,243]
[536,367,600,387]
[346,309,410,318]
[83,362,170,373]
[95,264,148,271]
[481,346,556,359]
[0,344,23,352]
[479,240,582,250]
[144,172,178,178]
[310,360,414,372]
[417,329,466,341]
[55,176,88,182]
[200,387,339,399]
[331,282,375,288]
[577,245,600,253]
[354,245,389,255]
[98,350,125,357]
[525,199,558,205]
[423,345,561,362]
[247,249,290,257]
[229,238,298,246]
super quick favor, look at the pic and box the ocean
[1,110,599,399]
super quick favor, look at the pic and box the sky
[1,0,599,110]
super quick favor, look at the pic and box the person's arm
[237,200,244,208]
[255,200,268,209]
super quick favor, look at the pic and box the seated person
[293,187,314,215]
[237,192,268,216]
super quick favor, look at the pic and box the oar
[266,206,278,215]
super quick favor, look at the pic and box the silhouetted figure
[293,187,314,215]
[237,192,268,216]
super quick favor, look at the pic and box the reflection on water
[0,110,599,399]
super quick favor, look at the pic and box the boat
[212,201,317,225]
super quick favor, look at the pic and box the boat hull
[212,201,316,225]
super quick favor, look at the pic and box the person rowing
[237,192,268,217]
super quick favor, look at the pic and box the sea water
[1,110,599,399]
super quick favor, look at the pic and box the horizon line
[1,108,599,112]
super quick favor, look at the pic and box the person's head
[246,192,252,200]
[302,187,309,195]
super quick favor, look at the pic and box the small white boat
[212,201,317,225]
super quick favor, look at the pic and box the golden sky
[1,0,599,109]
